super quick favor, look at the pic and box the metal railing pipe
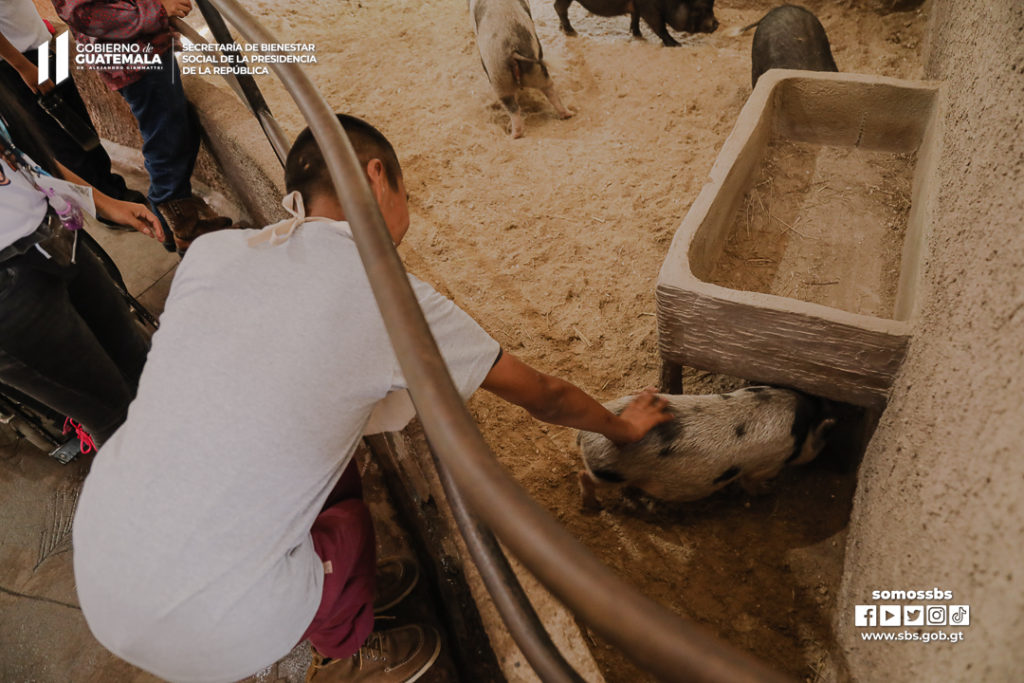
[175,6,290,165]
[430,445,586,683]
[203,2,792,680]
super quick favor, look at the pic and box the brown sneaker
[306,624,441,683]
[156,196,234,254]
[373,557,419,614]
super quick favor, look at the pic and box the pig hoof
[662,37,681,47]
[579,470,602,512]
[558,108,575,120]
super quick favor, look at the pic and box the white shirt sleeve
[361,274,500,436]
[391,275,501,399]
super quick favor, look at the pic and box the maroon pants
[300,460,377,658]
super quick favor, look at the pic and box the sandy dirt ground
[205,1,929,680]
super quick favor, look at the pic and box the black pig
[747,5,838,87]
[554,0,718,47]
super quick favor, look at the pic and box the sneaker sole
[403,629,441,683]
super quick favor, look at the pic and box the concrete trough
[656,70,943,408]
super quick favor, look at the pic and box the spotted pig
[576,386,835,509]
[470,0,573,138]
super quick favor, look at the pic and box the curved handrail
[200,2,793,680]
[170,12,290,164]
[429,444,586,683]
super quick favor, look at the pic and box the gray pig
[554,0,718,47]
[744,5,838,87]
[576,386,835,509]
[470,0,573,138]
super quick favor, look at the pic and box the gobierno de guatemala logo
[37,32,163,85]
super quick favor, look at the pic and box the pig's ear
[813,418,836,444]
[808,418,837,447]
[817,418,838,434]
[795,418,836,464]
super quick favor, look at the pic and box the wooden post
[659,360,683,394]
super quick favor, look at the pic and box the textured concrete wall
[836,3,1024,681]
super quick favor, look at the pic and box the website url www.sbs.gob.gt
[860,630,965,643]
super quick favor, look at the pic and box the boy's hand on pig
[611,388,671,445]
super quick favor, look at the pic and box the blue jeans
[0,237,150,443]
[118,52,200,206]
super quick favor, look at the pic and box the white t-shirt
[0,130,96,254]
[73,220,500,683]
[0,152,48,250]
[0,0,50,56]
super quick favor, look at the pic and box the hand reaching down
[610,387,672,445]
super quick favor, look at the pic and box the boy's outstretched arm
[481,351,671,445]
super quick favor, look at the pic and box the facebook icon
[855,605,878,627]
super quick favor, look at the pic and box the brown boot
[156,196,234,254]
[373,557,419,614]
[305,624,441,683]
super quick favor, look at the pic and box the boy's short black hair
[284,114,402,205]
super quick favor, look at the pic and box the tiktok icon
[949,605,971,626]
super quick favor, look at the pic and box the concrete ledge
[183,77,287,228]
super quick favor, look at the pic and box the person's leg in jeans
[117,52,199,209]
[69,240,150,393]
[117,53,232,252]
[0,246,149,443]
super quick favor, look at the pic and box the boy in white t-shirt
[73,114,670,683]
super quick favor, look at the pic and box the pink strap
[63,417,95,455]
